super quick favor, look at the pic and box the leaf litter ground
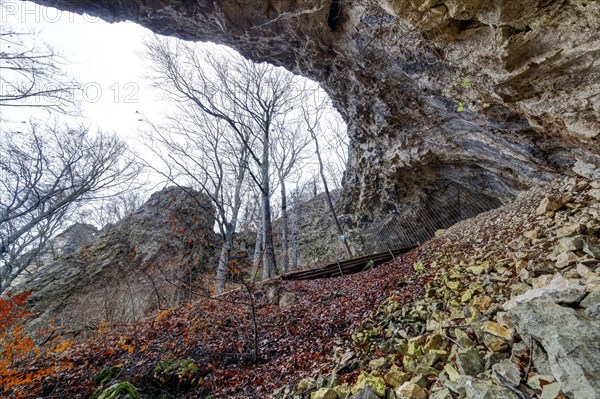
[10,248,433,398]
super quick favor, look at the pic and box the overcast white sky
[0,1,347,194]
[1,1,165,139]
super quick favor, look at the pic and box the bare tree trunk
[216,153,246,295]
[290,206,298,270]
[252,198,263,278]
[312,133,353,258]
[279,178,289,274]
[215,231,233,295]
[261,192,276,279]
[261,129,277,279]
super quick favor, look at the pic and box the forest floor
[3,240,433,398]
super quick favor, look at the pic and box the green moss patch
[90,382,139,399]
[94,365,123,386]
[153,358,199,392]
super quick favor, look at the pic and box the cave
[30,0,600,241]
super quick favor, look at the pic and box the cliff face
[34,0,600,227]
[21,187,219,329]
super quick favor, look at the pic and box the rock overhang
[29,0,600,232]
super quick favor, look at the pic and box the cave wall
[33,0,600,230]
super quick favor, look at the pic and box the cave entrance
[2,1,352,277]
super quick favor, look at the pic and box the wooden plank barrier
[281,245,418,281]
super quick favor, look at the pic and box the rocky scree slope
[276,175,600,399]
[20,186,219,330]
[32,0,600,239]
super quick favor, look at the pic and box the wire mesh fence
[361,183,503,254]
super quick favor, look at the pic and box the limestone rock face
[508,301,600,399]
[31,0,600,235]
[24,223,99,277]
[21,187,219,329]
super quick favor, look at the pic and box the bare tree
[77,191,147,229]
[0,124,141,293]
[144,36,305,280]
[303,101,353,258]
[271,120,312,273]
[322,118,349,191]
[139,105,252,295]
[287,182,312,270]
[0,16,78,114]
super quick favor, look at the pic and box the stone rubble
[274,175,600,399]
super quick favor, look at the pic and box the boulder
[589,189,600,201]
[395,382,426,399]
[526,374,555,391]
[481,321,512,352]
[584,302,600,320]
[573,161,600,179]
[576,263,596,279]
[463,378,519,399]
[503,274,586,309]
[408,374,427,389]
[507,301,600,399]
[554,251,579,269]
[536,197,564,215]
[368,357,386,370]
[583,241,600,259]
[279,292,298,307]
[384,370,410,388]
[429,388,453,399]
[351,385,380,399]
[586,277,600,292]
[297,378,317,392]
[351,373,386,397]
[334,384,350,398]
[311,388,338,399]
[454,348,484,376]
[531,274,554,289]
[541,382,562,399]
[491,359,521,386]
[454,329,475,347]
[579,290,600,309]
[555,236,583,252]
[423,333,444,352]
[555,223,583,238]
[472,295,494,312]
[481,321,513,340]
[484,351,509,370]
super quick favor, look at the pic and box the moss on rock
[94,365,123,386]
[153,358,199,392]
[90,382,139,399]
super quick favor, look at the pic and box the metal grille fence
[361,184,503,254]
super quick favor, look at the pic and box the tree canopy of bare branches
[144,36,312,283]
[0,15,78,115]
[0,124,140,293]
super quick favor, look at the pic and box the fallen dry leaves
[1,248,433,399]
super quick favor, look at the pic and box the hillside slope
[3,176,600,399]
